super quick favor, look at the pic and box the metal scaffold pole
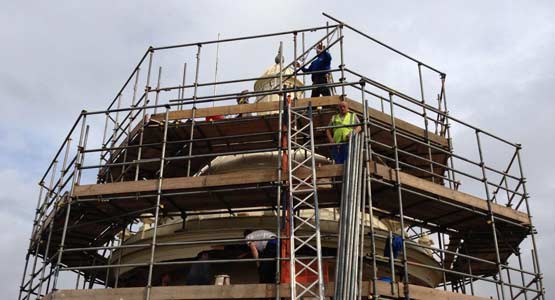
[186,44,202,177]
[360,81,379,300]
[334,133,364,300]
[515,146,545,300]
[35,138,74,299]
[134,49,154,181]
[276,40,285,300]
[154,66,164,114]
[20,167,54,300]
[388,93,411,300]
[52,111,88,291]
[145,106,171,300]
[338,24,345,97]
[475,130,506,300]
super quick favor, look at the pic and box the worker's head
[316,43,325,54]
[338,101,349,115]
[237,90,249,105]
[275,54,284,64]
[161,273,171,286]
[243,229,253,237]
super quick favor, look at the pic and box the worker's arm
[326,128,334,144]
[295,61,311,73]
[249,242,260,267]
[320,51,332,65]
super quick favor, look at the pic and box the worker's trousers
[332,143,349,164]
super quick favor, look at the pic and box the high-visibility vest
[330,112,356,143]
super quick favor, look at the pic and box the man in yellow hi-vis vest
[326,101,361,163]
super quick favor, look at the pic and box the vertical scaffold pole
[360,81,377,300]
[153,66,163,114]
[506,267,515,299]
[31,186,57,299]
[338,24,346,97]
[177,63,187,111]
[145,106,170,300]
[467,254,475,295]
[274,40,284,300]
[109,94,124,165]
[388,231,396,295]
[120,62,145,180]
[99,112,110,173]
[18,176,49,299]
[417,64,436,183]
[388,93,410,300]
[186,44,202,177]
[516,250,528,300]
[104,239,116,288]
[440,74,457,189]
[293,32,298,103]
[21,164,55,300]
[301,32,306,98]
[76,125,89,185]
[475,130,506,300]
[531,249,542,300]
[438,232,447,291]
[52,112,87,291]
[134,48,154,181]
[114,229,124,289]
[35,137,74,299]
[515,146,545,300]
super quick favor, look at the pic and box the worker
[241,229,277,283]
[160,273,171,286]
[379,233,403,283]
[326,101,361,163]
[235,89,250,118]
[185,251,212,285]
[384,234,403,259]
[296,42,332,97]
[237,89,250,105]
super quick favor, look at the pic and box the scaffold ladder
[286,102,325,300]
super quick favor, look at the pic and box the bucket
[214,274,231,285]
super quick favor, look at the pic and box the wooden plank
[368,161,530,225]
[75,161,529,227]
[150,96,341,121]
[46,282,490,300]
[74,164,343,197]
[395,169,529,226]
[150,95,447,147]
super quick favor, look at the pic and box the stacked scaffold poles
[334,133,365,300]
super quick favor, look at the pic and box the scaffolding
[18,13,544,300]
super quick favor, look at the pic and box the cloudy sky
[1,1,553,299]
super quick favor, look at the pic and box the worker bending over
[242,229,277,283]
[326,101,361,163]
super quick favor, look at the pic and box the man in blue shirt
[296,43,332,97]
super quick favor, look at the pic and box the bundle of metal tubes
[334,133,365,300]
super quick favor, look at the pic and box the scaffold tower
[18,13,544,300]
